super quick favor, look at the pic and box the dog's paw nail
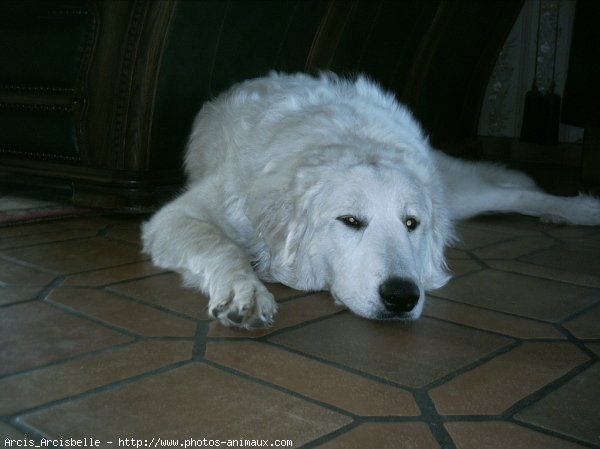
[260,313,274,324]
[239,304,252,313]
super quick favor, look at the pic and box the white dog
[142,72,600,329]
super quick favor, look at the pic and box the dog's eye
[405,216,419,231]
[337,215,364,230]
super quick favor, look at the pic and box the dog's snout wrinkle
[379,277,420,313]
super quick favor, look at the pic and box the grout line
[0,253,60,277]
[44,277,206,325]
[425,292,563,326]
[192,321,210,360]
[95,224,114,238]
[0,277,63,309]
[508,415,600,449]
[258,338,421,391]
[0,234,103,252]
[201,358,358,420]
[100,285,205,322]
[551,322,600,361]
[60,259,160,285]
[97,268,172,288]
[453,234,521,253]
[558,301,600,326]
[6,359,193,420]
[421,340,522,391]
[253,309,350,340]
[0,339,140,382]
[295,422,361,449]
[501,358,597,420]
[412,390,458,449]
[43,297,145,339]
[475,260,600,289]
[6,418,57,448]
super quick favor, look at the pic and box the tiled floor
[0,214,599,449]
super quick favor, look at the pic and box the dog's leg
[142,196,277,329]
[437,152,600,225]
[447,187,600,225]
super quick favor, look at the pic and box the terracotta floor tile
[1,213,598,449]
[446,258,482,277]
[446,421,588,449]
[206,341,420,416]
[0,228,98,250]
[485,259,600,288]
[547,226,600,239]
[48,288,197,337]
[0,221,65,238]
[0,421,28,440]
[471,236,557,260]
[19,363,351,444]
[109,276,307,323]
[315,423,440,449]
[0,258,55,285]
[0,286,44,305]
[271,313,511,388]
[436,269,598,321]
[521,246,600,282]
[451,225,512,251]
[108,272,209,320]
[62,261,166,287]
[0,340,193,415]
[429,342,589,415]
[462,214,552,234]
[561,235,600,250]
[586,343,600,357]
[0,301,132,376]
[445,247,471,259]
[3,238,145,274]
[515,363,600,446]
[424,297,565,340]
[57,216,140,232]
[208,293,345,338]
[564,306,600,339]
[103,227,142,246]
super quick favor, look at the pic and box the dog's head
[264,148,454,322]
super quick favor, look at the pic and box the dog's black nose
[379,277,420,313]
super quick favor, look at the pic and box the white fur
[142,72,600,329]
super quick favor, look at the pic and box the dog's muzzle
[378,277,420,314]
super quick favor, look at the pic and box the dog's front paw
[209,279,277,329]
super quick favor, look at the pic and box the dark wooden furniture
[0,0,522,210]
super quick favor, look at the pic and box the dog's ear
[281,176,329,285]
[422,188,455,291]
[252,171,329,289]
